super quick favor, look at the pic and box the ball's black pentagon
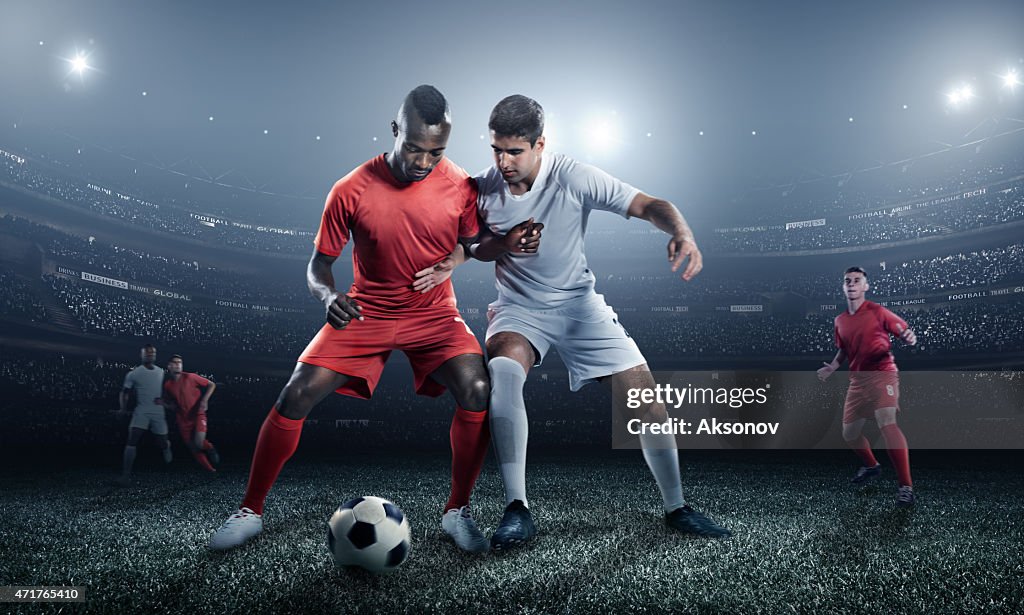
[327,525,336,552]
[383,502,404,524]
[347,521,376,549]
[386,540,410,567]
[340,497,365,510]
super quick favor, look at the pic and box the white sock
[122,445,137,477]
[488,356,529,508]
[161,445,172,464]
[639,430,685,512]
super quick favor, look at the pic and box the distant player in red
[163,354,219,473]
[817,266,917,507]
[209,85,513,552]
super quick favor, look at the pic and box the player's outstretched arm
[817,349,847,382]
[469,218,544,262]
[626,193,702,281]
[308,249,363,329]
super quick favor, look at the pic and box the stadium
[1,1,1022,613]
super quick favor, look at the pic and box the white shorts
[130,409,168,435]
[486,294,646,391]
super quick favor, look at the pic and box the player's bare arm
[893,323,917,346]
[626,193,702,281]
[817,348,847,381]
[413,219,544,292]
[198,381,216,413]
[468,218,544,262]
[308,249,363,329]
[118,388,131,416]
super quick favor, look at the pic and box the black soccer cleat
[491,500,537,551]
[850,463,882,484]
[665,505,732,538]
[895,485,916,508]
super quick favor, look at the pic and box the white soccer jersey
[124,365,165,413]
[476,152,640,309]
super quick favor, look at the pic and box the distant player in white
[118,343,171,485]
[416,95,730,547]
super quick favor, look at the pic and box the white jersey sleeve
[557,158,639,219]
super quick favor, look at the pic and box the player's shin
[241,406,305,515]
[488,356,530,507]
[637,408,685,512]
[445,406,490,512]
[880,424,912,487]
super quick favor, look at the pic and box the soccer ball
[327,496,411,573]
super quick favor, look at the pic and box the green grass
[0,453,1021,614]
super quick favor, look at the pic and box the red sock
[444,406,490,512]
[241,407,305,515]
[192,450,216,472]
[848,435,879,468]
[880,423,912,487]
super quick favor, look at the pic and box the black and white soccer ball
[327,496,411,573]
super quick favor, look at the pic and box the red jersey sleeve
[834,319,844,349]
[314,181,352,257]
[878,306,909,337]
[188,372,211,389]
[458,177,481,240]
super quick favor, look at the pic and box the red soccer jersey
[314,155,480,317]
[164,372,211,416]
[834,300,909,372]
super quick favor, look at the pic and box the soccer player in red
[209,85,501,552]
[817,266,918,507]
[163,354,219,473]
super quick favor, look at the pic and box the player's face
[167,359,183,375]
[843,273,869,300]
[140,347,157,365]
[491,133,544,184]
[389,114,450,183]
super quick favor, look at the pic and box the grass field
[1,451,1022,614]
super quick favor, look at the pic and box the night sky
[2,0,1022,224]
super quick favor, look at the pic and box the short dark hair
[845,266,867,277]
[169,354,183,362]
[489,95,544,145]
[406,85,449,126]
[142,343,156,350]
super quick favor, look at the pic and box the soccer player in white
[416,95,730,547]
[118,343,171,486]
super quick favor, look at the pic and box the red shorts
[843,371,900,423]
[298,307,482,399]
[177,411,208,442]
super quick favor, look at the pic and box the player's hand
[668,234,702,281]
[153,397,164,406]
[897,325,917,346]
[325,291,363,329]
[503,218,544,254]
[817,362,837,382]
[116,408,129,418]
[413,254,456,294]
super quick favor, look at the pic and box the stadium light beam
[1002,70,1021,91]
[583,113,620,154]
[70,54,89,74]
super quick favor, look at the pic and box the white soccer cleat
[208,507,263,550]
[441,506,489,553]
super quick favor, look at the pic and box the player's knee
[278,383,317,419]
[841,425,861,442]
[457,376,490,412]
[642,402,669,423]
